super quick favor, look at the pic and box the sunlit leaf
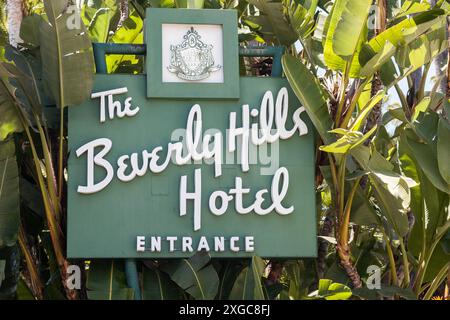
[394,0,430,18]
[320,126,377,154]
[333,0,372,59]
[282,54,334,144]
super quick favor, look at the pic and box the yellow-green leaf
[333,0,372,59]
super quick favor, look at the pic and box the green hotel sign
[67,9,317,258]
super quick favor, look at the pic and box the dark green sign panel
[67,75,317,258]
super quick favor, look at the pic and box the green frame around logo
[145,8,239,99]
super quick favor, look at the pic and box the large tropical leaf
[16,279,35,300]
[0,139,19,248]
[141,266,183,300]
[284,260,317,299]
[285,0,318,40]
[323,0,364,77]
[393,0,431,19]
[350,90,386,131]
[323,0,346,70]
[351,187,379,225]
[351,145,415,237]
[424,243,450,283]
[19,14,42,47]
[229,256,266,300]
[399,120,449,277]
[282,54,334,144]
[86,260,135,300]
[332,0,372,60]
[369,175,412,238]
[245,0,298,46]
[399,141,424,256]
[0,65,22,141]
[161,252,219,300]
[360,10,446,83]
[39,0,94,107]
[0,259,5,287]
[437,118,450,185]
[4,45,43,118]
[309,279,352,300]
[359,9,446,67]
[359,41,396,79]
[399,19,448,76]
[401,114,450,194]
[215,260,246,300]
[320,126,377,154]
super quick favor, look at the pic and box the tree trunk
[317,210,334,279]
[376,0,386,33]
[6,0,23,47]
[337,244,363,288]
[365,0,387,133]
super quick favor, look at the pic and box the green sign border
[145,8,240,99]
[67,75,317,259]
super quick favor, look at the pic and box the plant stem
[422,263,449,300]
[445,267,450,299]
[417,62,431,102]
[58,107,64,199]
[327,153,339,202]
[335,154,362,288]
[399,237,410,287]
[17,110,64,265]
[381,230,398,286]
[35,115,61,225]
[338,155,347,222]
[414,220,450,293]
[18,225,44,300]
[335,64,350,126]
[394,84,408,111]
[341,78,370,128]
[339,176,362,247]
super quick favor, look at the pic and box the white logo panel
[162,23,224,83]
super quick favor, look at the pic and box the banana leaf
[160,252,219,300]
[323,0,364,77]
[245,0,298,46]
[215,260,246,300]
[229,256,266,300]
[282,54,334,144]
[39,0,94,108]
[0,139,19,248]
[86,260,135,300]
[141,266,183,300]
[332,0,372,60]
[0,63,23,141]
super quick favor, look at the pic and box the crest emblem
[168,27,221,81]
